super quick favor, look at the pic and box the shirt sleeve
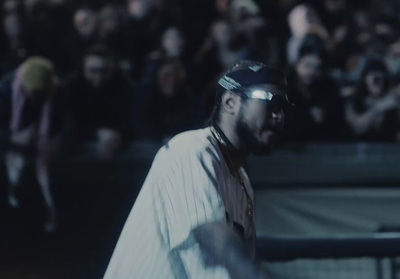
[153,146,226,250]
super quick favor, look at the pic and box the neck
[214,119,248,166]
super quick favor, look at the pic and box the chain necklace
[209,123,253,217]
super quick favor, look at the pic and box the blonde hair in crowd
[18,57,55,95]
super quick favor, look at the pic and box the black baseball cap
[217,61,288,102]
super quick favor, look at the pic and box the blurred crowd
[2,0,400,230]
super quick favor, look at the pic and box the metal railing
[257,233,400,279]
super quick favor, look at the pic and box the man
[66,44,134,159]
[104,60,287,278]
[0,57,71,232]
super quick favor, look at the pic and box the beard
[235,108,273,155]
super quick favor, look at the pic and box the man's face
[162,27,184,57]
[235,84,285,154]
[127,0,153,19]
[296,54,322,85]
[4,14,21,37]
[84,55,114,88]
[4,0,19,13]
[216,0,229,15]
[157,63,185,97]
[74,9,97,37]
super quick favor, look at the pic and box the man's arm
[193,222,265,279]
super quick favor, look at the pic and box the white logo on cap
[218,76,242,90]
[249,65,263,72]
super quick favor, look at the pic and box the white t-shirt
[104,128,255,279]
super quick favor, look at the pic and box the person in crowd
[141,26,187,87]
[160,26,186,60]
[23,0,73,74]
[286,4,329,66]
[142,59,199,142]
[0,57,71,232]
[386,38,400,85]
[344,57,400,141]
[0,13,27,75]
[330,9,376,74]
[196,0,260,71]
[229,0,275,66]
[320,0,348,35]
[73,8,97,40]
[3,0,23,14]
[215,0,230,19]
[195,0,271,115]
[236,0,281,67]
[126,0,181,80]
[63,7,98,74]
[285,34,344,141]
[133,26,189,136]
[65,44,134,160]
[229,0,265,42]
[196,18,253,116]
[97,4,131,59]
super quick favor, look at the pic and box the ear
[221,91,240,115]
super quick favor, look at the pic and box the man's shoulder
[167,128,213,150]
[150,128,224,186]
[156,128,220,165]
